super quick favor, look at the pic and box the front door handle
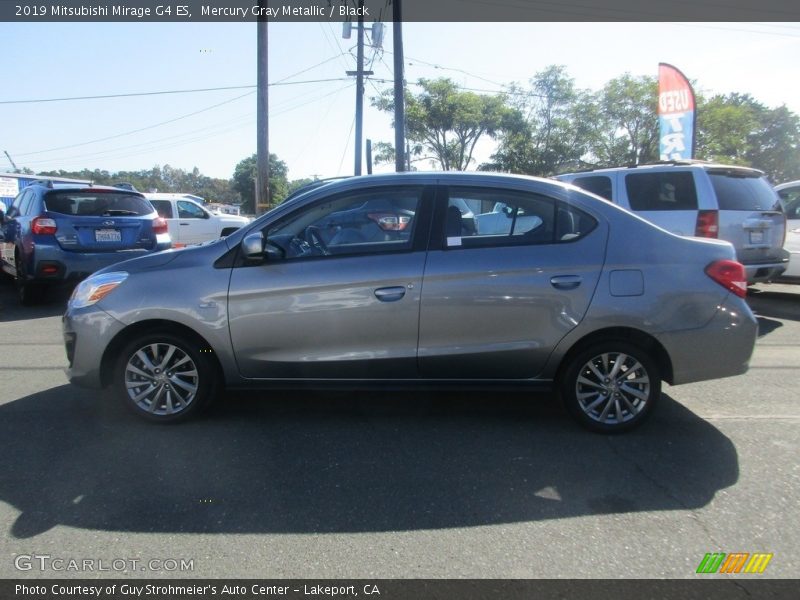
[374,286,406,302]
[550,275,582,290]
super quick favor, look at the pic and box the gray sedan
[63,172,758,432]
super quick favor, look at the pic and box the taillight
[32,217,57,235]
[705,259,747,298]
[152,217,168,234]
[368,212,410,231]
[695,210,718,238]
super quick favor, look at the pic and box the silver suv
[557,161,789,283]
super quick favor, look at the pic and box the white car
[144,193,249,246]
[775,181,800,279]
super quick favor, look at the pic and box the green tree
[483,66,596,175]
[696,93,800,182]
[590,73,659,166]
[232,153,289,213]
[36,165,239,204]
[373,78,508,170]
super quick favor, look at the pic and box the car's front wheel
[114,332,217,423]
[561,340,660,433]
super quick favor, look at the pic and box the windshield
[708,172,782,211]
[44,191,154,217]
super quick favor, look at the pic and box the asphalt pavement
[0,278,797,578]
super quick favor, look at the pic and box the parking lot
[0,278,798,579]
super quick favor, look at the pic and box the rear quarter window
[572,175,613,201]
[709,173,782,211]
[625,171,698,211]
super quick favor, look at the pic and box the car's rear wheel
[15,254,42,306]
[114,332,216,423]
[561,341,660,433]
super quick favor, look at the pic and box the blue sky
[1,22,799,184]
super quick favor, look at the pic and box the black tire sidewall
[16,254,40,306]
[114,332,216,423]
[561,340,661,434]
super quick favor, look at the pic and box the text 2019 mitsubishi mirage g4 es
[63,173,758,433]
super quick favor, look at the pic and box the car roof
[32,182,144,194]
[775,180,800,190]
[559,160,765,178]
[143,193,201,201]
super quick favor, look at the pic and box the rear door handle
[179,222,190,226]
[550,275,582,290]
[374,286,406,302]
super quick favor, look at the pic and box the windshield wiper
[101,210,140,216]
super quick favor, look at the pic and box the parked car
[775,181,800,279]
[144,193,249,246]
[63,172,758,432]
[0,182,171,305]
[556,161,789,284]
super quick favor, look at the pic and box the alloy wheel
[574,351,651,425]
[124,343,199,416]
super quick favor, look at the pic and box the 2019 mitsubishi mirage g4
[63,173,758,433]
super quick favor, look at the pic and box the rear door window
[625,172,698,211]
[150,199,174,218]
[44,192,154,216]
[709,172,782,211]
[445,187,596,248]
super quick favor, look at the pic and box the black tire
[114,332,218,423]
[560,340,660,433]
[15,254,42,306]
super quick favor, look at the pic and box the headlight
[69,271,129,309]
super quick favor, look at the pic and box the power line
[0,78,351,105]
[338,117,356,175]
[20,83,354,168]
[15,91,255,157]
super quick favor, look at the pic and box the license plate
[95,228,121,242]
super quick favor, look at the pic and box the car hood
[217,215,250,225]
[93,247,185,276]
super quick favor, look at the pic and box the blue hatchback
[0,182,171,304]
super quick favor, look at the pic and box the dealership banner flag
[658,63,696,160]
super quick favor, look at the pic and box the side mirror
[241,232,265,262]
[241,231,285,263]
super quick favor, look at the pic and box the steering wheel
[304,225,330,256]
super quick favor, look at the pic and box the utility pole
[344,0,375,176]
[4,150,19,172]
[354,0,365,176]
[392,0,405,172]
[256,1,269,215]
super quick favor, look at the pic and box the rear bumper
[32,242,170,282]
[742,249,790,283]
[656,295,758,385]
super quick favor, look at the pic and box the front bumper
[63,306,127,388]
[656,294,758,385]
